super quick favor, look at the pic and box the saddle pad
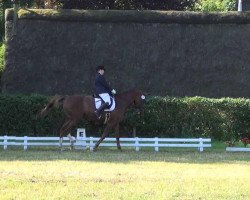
[94,97,116,111]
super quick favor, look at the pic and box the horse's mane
[117,88,141,96]
[115,88,141,105]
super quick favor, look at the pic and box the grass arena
[0,143,249,200]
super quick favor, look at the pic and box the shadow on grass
[0,146,249,164]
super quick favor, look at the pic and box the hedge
[0,94,250,141]
[8,9,250,24]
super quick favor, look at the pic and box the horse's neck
[117,91,136,108]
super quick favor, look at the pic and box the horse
[39,89,146,151]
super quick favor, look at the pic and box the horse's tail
[39,95,65,118]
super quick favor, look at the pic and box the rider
[94,65,116,118]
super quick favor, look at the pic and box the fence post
[24,136,28,150]
[199,138,204,152]
[135,137,140,151]
[89,137,94,152]
[155,137,159,152]
[3,135,7,150]
[82,136,87,150]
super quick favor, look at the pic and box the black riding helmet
[96,65,106,72]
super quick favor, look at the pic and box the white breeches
[99,93,111,106]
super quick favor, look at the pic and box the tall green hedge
[132,96,250,141]
[0,94,249,141]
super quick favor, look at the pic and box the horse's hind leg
[67,133,76,150]
[59,119,76,151]
[115,124,122,151]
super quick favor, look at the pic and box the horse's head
[132,89,146,116]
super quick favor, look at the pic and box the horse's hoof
[83,146,90,151]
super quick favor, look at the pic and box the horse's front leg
[93,125,113,151]
[115,124,122,151]
[59,119,71,151]
[67,133,76,150]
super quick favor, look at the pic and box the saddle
[94,95,116,112]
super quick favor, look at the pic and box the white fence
[0,135,75,150]
[76,137,211,152]
[0,134,211,152]
[226,147,250,152]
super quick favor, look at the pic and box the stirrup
[94,110,101,119]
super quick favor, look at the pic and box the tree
[58,0,197,11]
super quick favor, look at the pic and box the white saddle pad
[94,97,116,112]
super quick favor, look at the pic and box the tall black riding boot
[95,102,109,118]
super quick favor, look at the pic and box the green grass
[0,144,249,200]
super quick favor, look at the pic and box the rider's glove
[111,89,116,94]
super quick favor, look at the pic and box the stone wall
[2,9,250,97]
[243,0,250,11]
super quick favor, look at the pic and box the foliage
[0,0,36,37]
[132,96,250,141]
[0,94,250,142]
[0,42,4,91]
[0,94,60,136]
[58,0,197,10]
[0,0,198,11]
[0,43,4,82]
[192,0,237,12]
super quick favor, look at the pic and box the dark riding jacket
[95,73,112,95]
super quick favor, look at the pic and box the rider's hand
[111,89,116,94]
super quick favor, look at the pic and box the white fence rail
[0,135,211,152]
[226,147,250,152]
[0,136,74,150]
[77,137,211,152]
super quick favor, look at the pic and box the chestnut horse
[40,89,145,151]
